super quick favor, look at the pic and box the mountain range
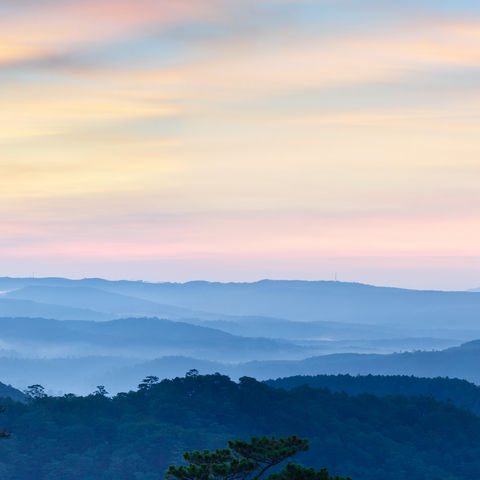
[0,316,310,362]
[2,277,480,329]
[1,277,480,394]
[1,338,480,394]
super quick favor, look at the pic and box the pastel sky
[1,0,480,289]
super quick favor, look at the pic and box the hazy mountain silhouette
[95,279,480,327]
[185,316,470,346]
[2,277,480,394]
[0,316,313,362]
[232,340,480,383]
[3,339,480,394]
[0,297,107,321]
[3,286,195,319]
[0,380,25,401]
[98,340,480,392]
[2,278,480,330]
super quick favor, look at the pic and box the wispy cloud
[1,0,480,286]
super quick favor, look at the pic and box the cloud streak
[1,0,480,287]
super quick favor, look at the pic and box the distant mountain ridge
[231,339,480,383]
[2,277,480,329]
[0,296,107,321]
[2,277,480,394]
[0,316,311,363]
[3,339,480,395]
[1,285,198,320]
[100,339,480,392]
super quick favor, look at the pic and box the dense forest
[267,374,480,415]
[1,372,480,479]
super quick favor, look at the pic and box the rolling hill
[0,316,311,362]
[266,374,480,415]
[2,278,480,331]
[0,381,24,401]
[98,340,480,392]
[3,338,480,395]
[96,279,480,327]
[231,340,480,383]
[0,297,107,321]
[2,285,196,320]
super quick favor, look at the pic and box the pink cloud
[53,0,221,35]
[0,0,221,64]
[2,213,479,262]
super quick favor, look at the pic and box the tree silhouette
[138,376,160,391]
[24,384,46,400]
[267,464,349,480]
[93,385,108,396]
[166,436,350,480]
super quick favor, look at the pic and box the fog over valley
[1,277,480,394]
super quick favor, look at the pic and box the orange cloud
[0,0,221,65]
[2,1,480,282]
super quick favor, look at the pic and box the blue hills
[1,277,480,394]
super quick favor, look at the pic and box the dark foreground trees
[166,436,350,480]
[0,407,9,439]
[2,373,480,479]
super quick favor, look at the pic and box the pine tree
[165,436,350,480]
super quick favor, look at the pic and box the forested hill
[2,373,480,480]
[230,339,480,384]
[0,382,24,402]
[266,374,480,415]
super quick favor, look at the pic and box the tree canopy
[166,436,348,480]
[1,373,480,479]
[0,407,9,439]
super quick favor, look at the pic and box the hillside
[4,335,480,394]
[266,374,480,415]
[0,381,24,402]
[232,340,480,384]
[98,340,480,392]
[1,373,480,480]
[2,278,480,331]
[2,278,480,395]
[0,297,107,321]
[185,315,456,341]
[0,316,311,362]
[95,279,480,328]
[3,286,195,319]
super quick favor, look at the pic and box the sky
[1,0,480,290]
